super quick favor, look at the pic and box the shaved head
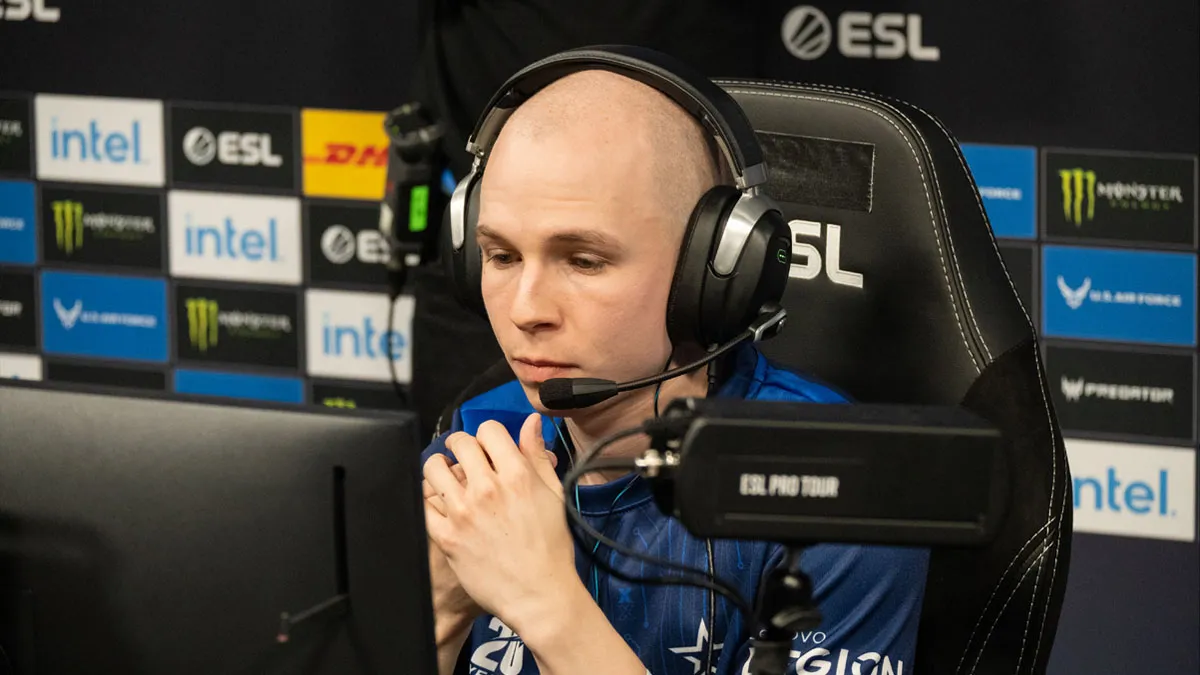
[475,66,729,431]
[487,69,728,234]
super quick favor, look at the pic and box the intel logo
[168,191,301,285]
[1065,439,1195,543]
[320,314,405,361]
[49,117,145,165]
[306,290,414,384]
[184,215,281,262]
[35,95,165,187]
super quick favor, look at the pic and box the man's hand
[423,462,483,646]
[422,413,578,637]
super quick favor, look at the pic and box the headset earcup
[666,185,742,348]
[699,197,791,345]
[442,171,487,317]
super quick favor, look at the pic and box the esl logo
[0,0,60,22]
[168,190,301,284]
[787,219,864,288]
[170,106,296,190]
[35,95,164,186]
[781,5,940,61]
[305,289,414,383]
[182,127,282,167]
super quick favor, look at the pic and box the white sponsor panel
[168,190,301,284]
[0,352,42,380]
[1066,438,1195,542]
[305,289,414,383]
[35,95,164,186]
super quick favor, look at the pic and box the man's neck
[565,367,710,485]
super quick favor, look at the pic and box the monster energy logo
[187,298,220,352]
[52,200,85,253]
[1059,167,1185,226]
[51,199,156,252]
[186,297,292,352]
[1059,169,1097,226]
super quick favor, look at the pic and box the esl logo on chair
[305,289,414,383]
[1066,438,1195,542]
[168,190,302,284]
[35,95,164,187]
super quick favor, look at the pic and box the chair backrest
[714,79,1073,675]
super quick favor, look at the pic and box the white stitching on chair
[968,542,1051,675]
[822,82,1065,675]
[722,86,982,374]
[729,79,1035,368]
[718,79,1066,673]
[794,83,994,364]
[1024,346,1068,673]
[721,81,1066,672]
[953,519,1052,673]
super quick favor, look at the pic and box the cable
[562,431,757,624]
[652,345,681,415]
[384,283,409,405]
[617,331,748,393]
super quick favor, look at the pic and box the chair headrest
[716,80,1035,404]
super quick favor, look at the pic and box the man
[406,1,768,441]
[419,67,930,675]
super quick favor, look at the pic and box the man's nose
[509,262,560,332]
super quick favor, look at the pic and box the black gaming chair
[434,80,1072,675]
[711,79,1072,675]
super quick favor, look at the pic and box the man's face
[475,123,685,414]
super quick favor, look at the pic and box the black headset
[442,44,792,350]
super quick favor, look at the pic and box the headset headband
[463,44,768,192]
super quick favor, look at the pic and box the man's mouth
[512,357,578,382]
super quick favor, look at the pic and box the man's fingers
[519,413,563,494]
[423,453,466,504]
[423,463,468,516]
[475,420,524,474]
[423,500,452,549]
[445,432,495,485]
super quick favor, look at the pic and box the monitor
[0,380,436,675]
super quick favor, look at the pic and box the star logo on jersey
[669,618,724,674]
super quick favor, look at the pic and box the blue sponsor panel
[1042,245,1197,346]
[40,271,167,362]
[960,143,1037,239]
[174,368,304,404]
[0,179,37,264]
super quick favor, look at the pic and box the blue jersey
[420,344,930,675]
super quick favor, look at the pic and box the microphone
[379,102,443,291]
[538,306,787,410]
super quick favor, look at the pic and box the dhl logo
[301,109,389,200]
[304,143,388,167]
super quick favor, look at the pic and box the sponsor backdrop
[1,1,1197,673]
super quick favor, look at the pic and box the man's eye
[570,255,606,272]
[485,251,516,266]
